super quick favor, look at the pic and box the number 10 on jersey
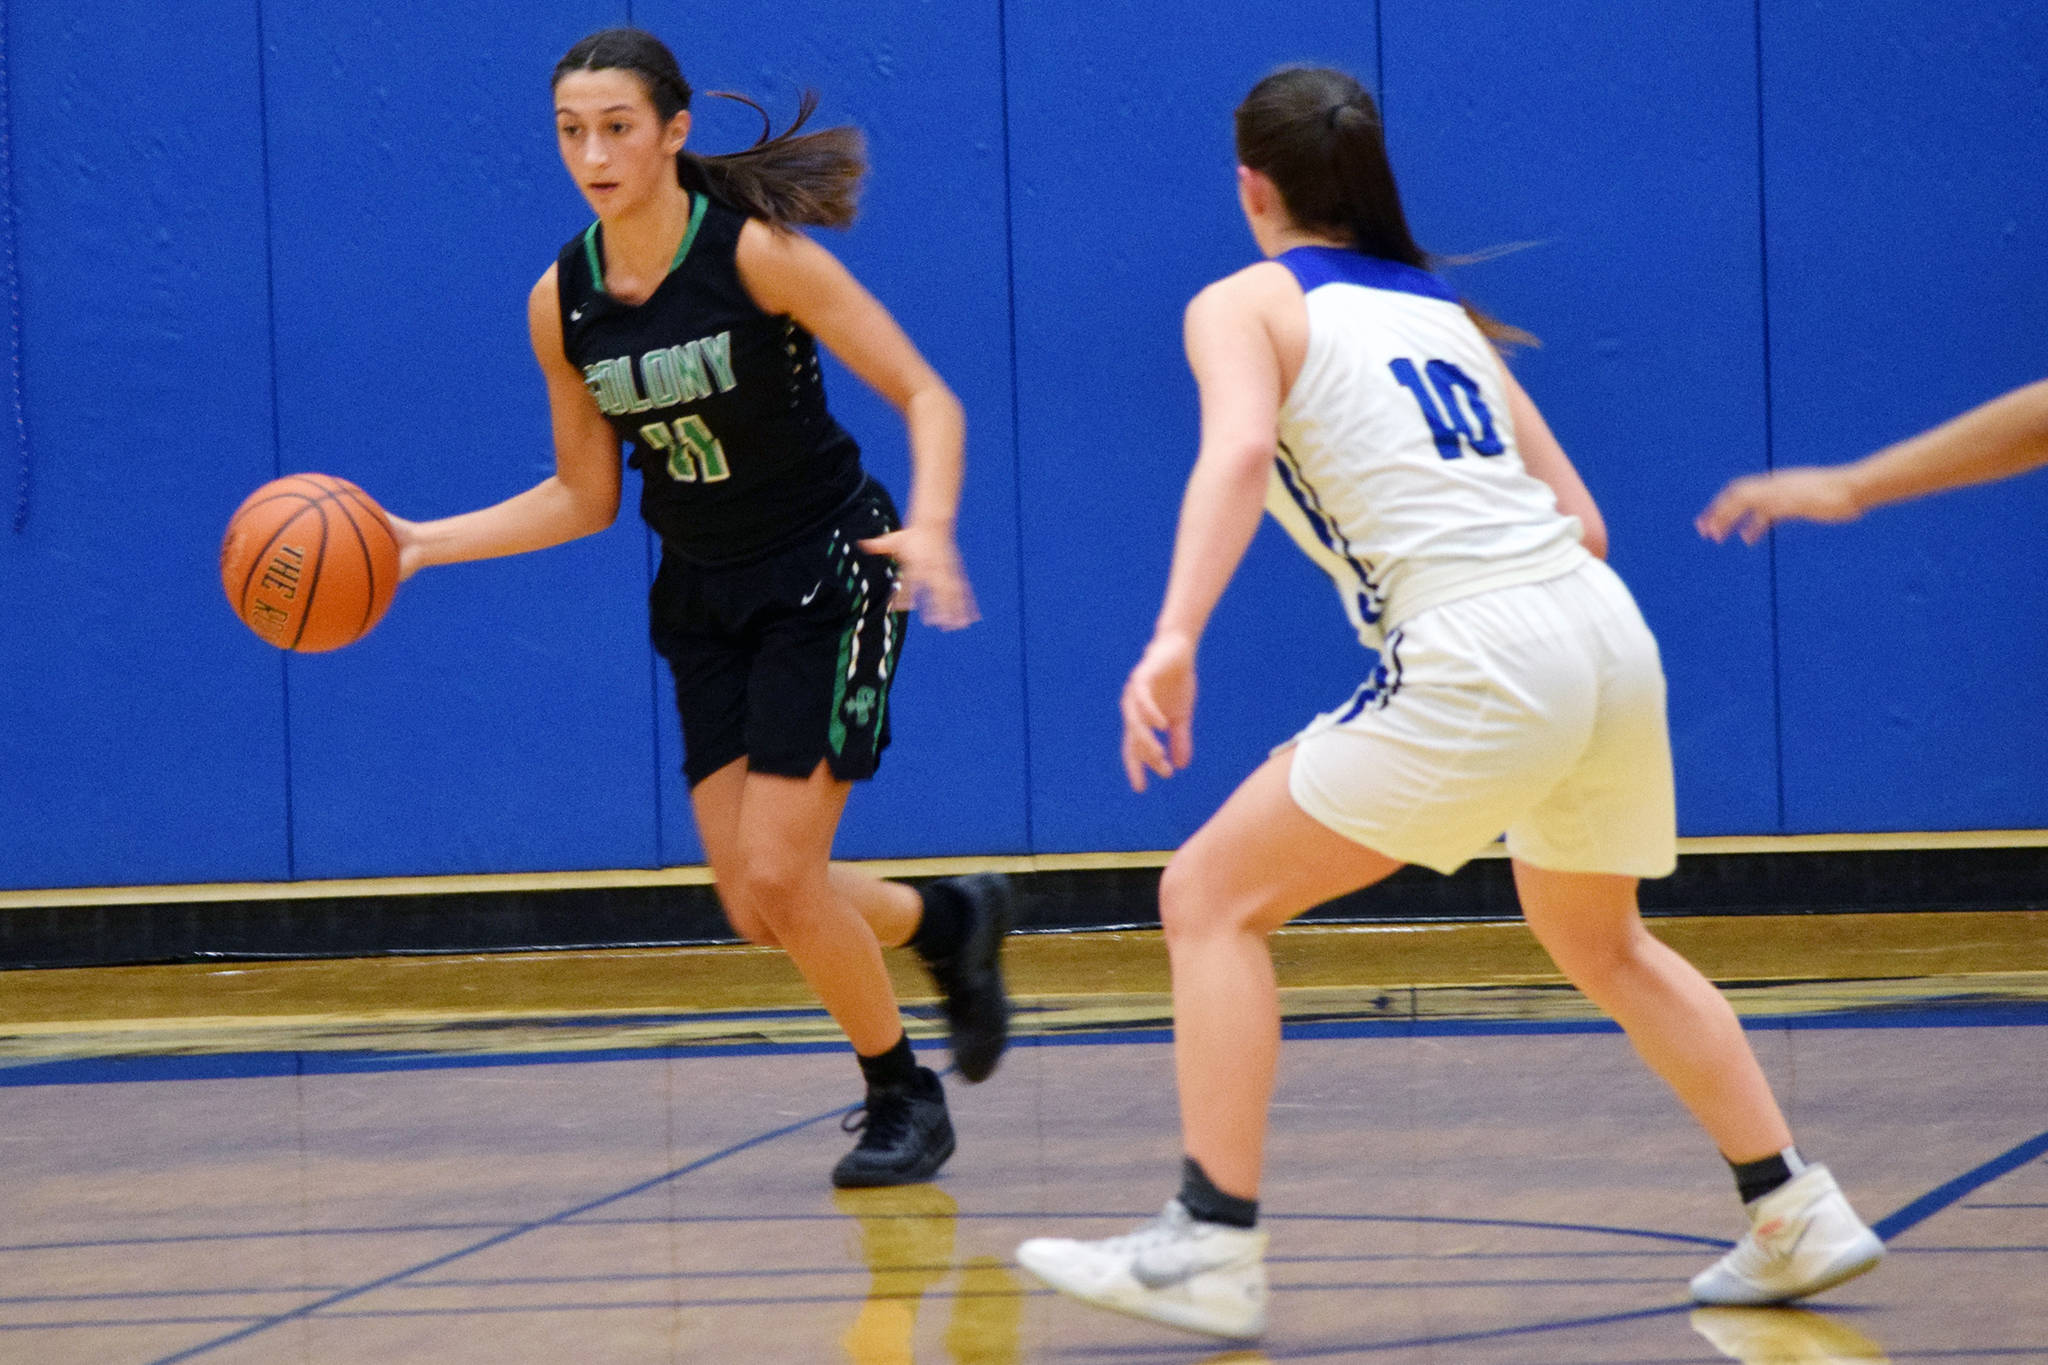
[640,415,732,483]
[1389,358,1505,460]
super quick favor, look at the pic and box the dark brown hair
[553,28,866,229]
[1234,67,1534,348]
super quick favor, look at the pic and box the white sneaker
[1691,1165,1885,1306]
[1017,1200,1269,1339]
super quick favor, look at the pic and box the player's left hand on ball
[860,523,979,630]
[1122,633,1196,793]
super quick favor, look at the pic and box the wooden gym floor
[2,909,2045,1363]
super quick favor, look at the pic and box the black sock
[1178,1156,1259,1229]
[856,1032,919,1091]
[908,881,969,964]
[1729,1146,1805,1204]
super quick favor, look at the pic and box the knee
[722,850,820,937]
[710,872,781,945]
[1547,924,1656,998]
[1157,850,1256,948]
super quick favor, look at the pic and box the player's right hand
[1121,633,1197,793]
[1697,467,1863,544]
[386,514,427,583]
[858,521,979,630]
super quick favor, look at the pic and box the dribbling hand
[860,523,979,630]
[1122,633,1196,793]
[386,514,428,583]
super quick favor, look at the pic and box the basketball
[220,473,402,652]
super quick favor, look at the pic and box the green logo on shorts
[843,686,878,728]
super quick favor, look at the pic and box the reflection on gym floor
[835,1186,1023,1365]
[1692,1307,1891,1363]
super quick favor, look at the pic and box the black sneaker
[921,874,1015,1083]
[831,1067,957,1188]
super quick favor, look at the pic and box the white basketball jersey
[1268,247,1587,648]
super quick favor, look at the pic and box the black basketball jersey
[555,192,866,564]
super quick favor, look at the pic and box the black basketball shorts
[650,484,906,787]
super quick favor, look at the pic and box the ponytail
[680,90,866,230]
[1237,67,1536,350]
[555,28,867,231]
[1455,296,1538,352]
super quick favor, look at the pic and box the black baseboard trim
[2,845,2044,971]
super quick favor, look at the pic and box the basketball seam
[286,497,332,652]
[330,483,396,557]
[226,476,333,606]
[235,499,318,635]
[229,488,324,521]
[241,473,334,511]
[327,481,397,625]
[328,488,380,642]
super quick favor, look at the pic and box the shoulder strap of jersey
[554,227,602,364]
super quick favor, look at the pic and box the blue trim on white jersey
[1275,441,1386,624]
[1278,247,1460,305]
[1334,627,1406,723]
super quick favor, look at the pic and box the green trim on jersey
[580,222,604,292]
[826,538,863,757]
[580,192,709,295]
[672,192,709,272]
[870,610,904,742]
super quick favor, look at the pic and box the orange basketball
[220,473,401,652]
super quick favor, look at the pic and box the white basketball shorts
[1287,558,1678,878]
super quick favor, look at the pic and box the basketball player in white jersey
[1016,67,1883,1340]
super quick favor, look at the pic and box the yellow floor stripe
[4,971,2042,1063]
[3,912,2043,1059]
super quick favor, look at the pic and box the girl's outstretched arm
[390,266,623,579]
[1699,377,2048,544]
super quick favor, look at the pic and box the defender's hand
[1698,467,1862,544]
[1122,633,1197,793]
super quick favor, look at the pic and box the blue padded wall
[258,2,661,878]
[1006,4,1387,853]
[635,0,1028,860]
[1762,0,2048,832]
[5,0,2046,894]
[0,1,289,888]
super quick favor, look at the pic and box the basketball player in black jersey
[385,28,1011,1188]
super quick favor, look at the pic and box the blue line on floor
[0,1286,346,1304]
[0,1037,865,1087]
[1276,1300,1697,1357]
[0,1317,260,1333]
[1268,1210,1728,1248]
[1040,1300,1702,1360]
[1873,1127,2048,1241]
[0,1223,517,1254]
[141,1097,861,1365]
